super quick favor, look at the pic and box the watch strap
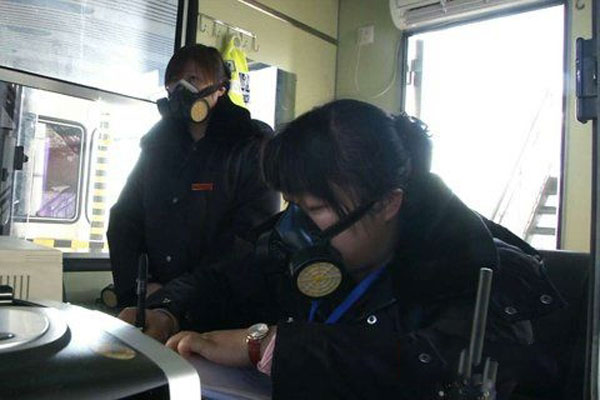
[247,337,262,366]
[246,323,269,366]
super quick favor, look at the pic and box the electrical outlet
[357,25,374,46]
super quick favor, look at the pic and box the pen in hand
[135,253,148,330]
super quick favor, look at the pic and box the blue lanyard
[308,264,387,324]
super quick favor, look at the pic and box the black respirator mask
[156,79,224,123]
[256,201,375,299]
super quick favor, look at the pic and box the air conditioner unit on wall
[389,0,548,30]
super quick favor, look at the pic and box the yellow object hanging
[221,37,250,108]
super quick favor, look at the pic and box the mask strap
[316,200,376,244]
[195,81,225,98]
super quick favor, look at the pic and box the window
[24,118,83,221]
[0,0,178,100]
[404,5,565,249]
[9,84,159,252]
[0,0,178,255]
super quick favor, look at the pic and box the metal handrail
[491,90,554,223]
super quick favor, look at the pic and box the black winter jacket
[147,174,564,399]
[107,96,280,306]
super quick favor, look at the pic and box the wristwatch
[246,323,269,366]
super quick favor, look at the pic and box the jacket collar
[141,95,254,150]
[312,174,500,321]
[205,94,254,143]
[313,174,556,323]
[392,174,499,304]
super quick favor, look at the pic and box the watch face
[248,323,269,340]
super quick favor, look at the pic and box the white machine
[0,287,201,399]
[0,236,62,301]
[0,236,269,399]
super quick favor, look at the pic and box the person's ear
[380,189,403,222]
[215,86,227,98]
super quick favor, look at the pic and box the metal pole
[465,267,494,378]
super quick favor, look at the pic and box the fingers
[164,329,250,367]
[165,331,183,351]
[166,331,207,358]
[177,334,200,358]
[118,309,173,343]
[117,307,137,324]
[145,325,169,343]
[146,283,163,297]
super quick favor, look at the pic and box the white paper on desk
[189,356,272,400]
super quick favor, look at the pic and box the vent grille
[0,275,31,300]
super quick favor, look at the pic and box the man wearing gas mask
[125,100,562,399]
[108,44,279,311]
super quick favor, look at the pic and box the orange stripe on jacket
[191,183,214,191]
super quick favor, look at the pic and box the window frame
[0,0,196,267]
[399,0,568,249]
[12,116,86,224]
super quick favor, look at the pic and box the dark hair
[262,99,432,217]
[164,44,231,86]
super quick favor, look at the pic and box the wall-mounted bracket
[576,38,597,123]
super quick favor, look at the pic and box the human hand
[166,329,251,367]
[118,307,176,343]
[146,282,163,297]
